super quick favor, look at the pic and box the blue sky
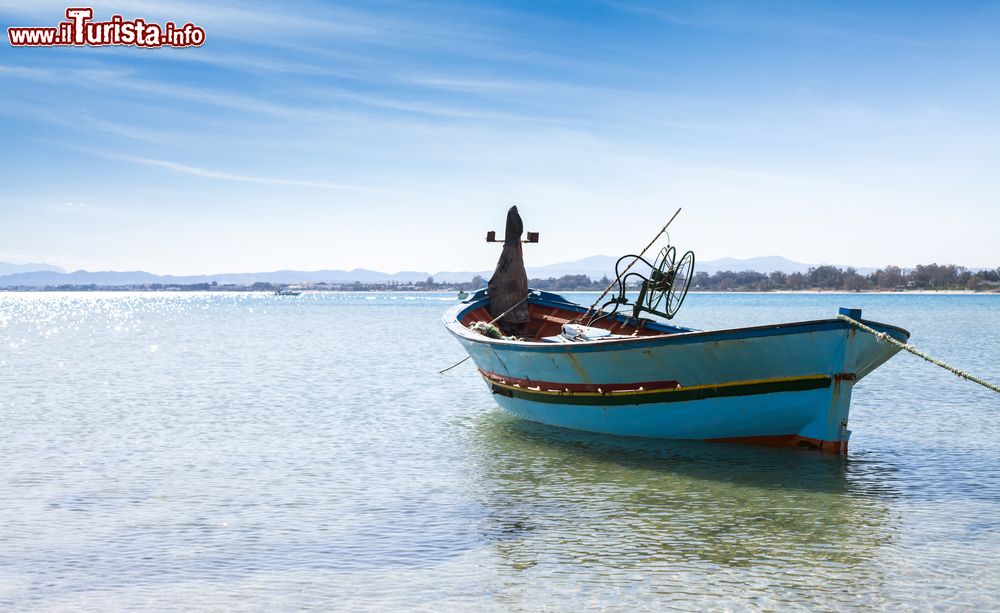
[1,0,998,274]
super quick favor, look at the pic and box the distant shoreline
[1,288,997,295]
[3,261,997,293]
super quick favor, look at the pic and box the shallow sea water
[1,291,998,610]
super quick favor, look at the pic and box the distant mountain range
[0,261,64,275]
[0,256,880,288]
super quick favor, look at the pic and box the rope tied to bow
[837,314,1000,394]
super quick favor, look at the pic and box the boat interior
[460,299,686,343]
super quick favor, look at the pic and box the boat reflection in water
[470,412,899,605]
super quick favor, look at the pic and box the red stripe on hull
[479,369,680,393]
[709,434,846,454]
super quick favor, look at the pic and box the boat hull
[444,291,909,453]
[490,375,855,452]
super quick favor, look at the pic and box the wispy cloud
[604,0,1000,50]
[0,65,62,82]
[74,148,408,195]
[0,63,328,119]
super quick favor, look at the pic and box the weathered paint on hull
[490,377,855,453]
[444,291,907,453]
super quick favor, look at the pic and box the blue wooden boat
[443,290,909,453]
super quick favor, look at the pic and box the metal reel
[641,246,676,315]
[664,250,695,319]
[603,244,696,323]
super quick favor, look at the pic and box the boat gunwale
[443,290,912,353]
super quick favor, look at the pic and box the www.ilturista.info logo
[8,7,205,47]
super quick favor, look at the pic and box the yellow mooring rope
[837,314,1000,394]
